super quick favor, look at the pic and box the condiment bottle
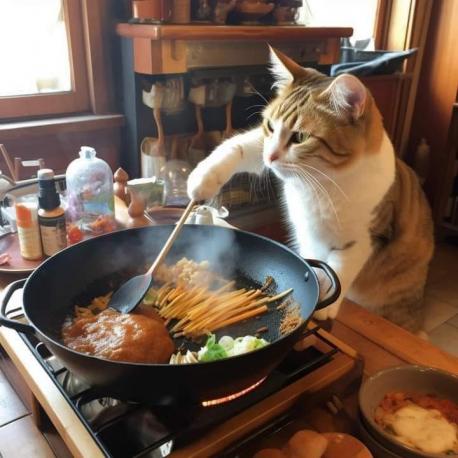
[65,146,115,234]
[37,169,67,257]
[15,195,43,260]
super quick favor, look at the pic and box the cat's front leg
[313,238,371,321]
[188,127,264,201]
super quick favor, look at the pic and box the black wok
[0,225,340,405]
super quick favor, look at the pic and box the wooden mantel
[116,24,353,41]
[116,24,353,75]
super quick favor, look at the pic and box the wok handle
[305,259,341,310]
[0,279,34,334]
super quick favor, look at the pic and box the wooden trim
[0,114,124,140]
[0,0,91,120]
[378,0,433,156]
[337,301,458,375]
[397,0,433,157]
[81,0,116,114]
[0,327,104,458]
[116,24,353,41]
[436,105,458,226]
[374,0,392,50]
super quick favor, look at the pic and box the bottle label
[39,215,67,256]
[15,201,43,260]
[17,226,43,260]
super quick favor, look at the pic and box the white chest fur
[282,133,396,260]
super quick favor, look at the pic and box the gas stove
[1,287,362,458]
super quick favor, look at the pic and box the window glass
[0,0,71,97]
[301,0,379,42]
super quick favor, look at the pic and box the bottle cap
[37,168,55,181]
[79,146,97,159]
[38,168,61,210]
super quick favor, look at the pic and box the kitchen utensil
[141,83,166,177]
[188,103,206,166]
[108,199,196,314]
[188,82,208,166]
[0,225,339,405]
[0,144,17,181]
[359,365,458,458]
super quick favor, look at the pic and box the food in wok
[62,258,298,364]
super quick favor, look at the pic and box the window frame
[0,0,91,120]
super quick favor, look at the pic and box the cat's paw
[187,164,224,201]
[313,302,340,321]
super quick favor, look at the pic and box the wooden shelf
[116,24,353,41]
[116,24,352,75]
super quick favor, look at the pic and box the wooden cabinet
[362,74,405,146]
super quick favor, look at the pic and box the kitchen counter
[0,270,457,457]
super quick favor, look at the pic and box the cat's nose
[268,151,280,163]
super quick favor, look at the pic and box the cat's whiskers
[245,104,267,112]
[297,168,342,228]
[303,164,349,201]
[288,166,342,229]
[245,85,269,105]
[247,111,264,121]
[280,163,324,220]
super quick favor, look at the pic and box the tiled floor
[424,241,458,356]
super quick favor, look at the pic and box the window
[0,0,90,120]
[302,0,380,44]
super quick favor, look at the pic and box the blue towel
[331,48,417,76]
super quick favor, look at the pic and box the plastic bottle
[37,169,67,257]
[15,195,43,260]
[65,146,115,234]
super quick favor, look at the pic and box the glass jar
[161,159,192,207]
[65,146,116,234]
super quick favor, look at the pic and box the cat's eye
[265,119,274,133]
[291,131,310,144]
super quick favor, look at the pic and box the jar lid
[79,146,97,159]
[38,169,60,210]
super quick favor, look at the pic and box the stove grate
[18,325,338,458]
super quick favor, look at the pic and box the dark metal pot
[0,225,340,405]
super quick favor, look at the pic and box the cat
[187,47,434,333]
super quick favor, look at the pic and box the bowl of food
[359,365,458,457]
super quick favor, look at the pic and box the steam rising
[165,226,239,278]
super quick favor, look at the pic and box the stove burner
[19,326,337,457]
[202,376,267,407]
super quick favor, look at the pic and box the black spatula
[108,199,196,314]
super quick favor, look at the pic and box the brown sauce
[62,305,175,363]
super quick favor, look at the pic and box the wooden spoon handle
[224,100,233,138]
[153,107,165,145]
[147,199,196,276]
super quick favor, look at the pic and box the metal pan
[0,225,340,405]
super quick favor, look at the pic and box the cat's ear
[321,74,367,120]
[268,46,308,89]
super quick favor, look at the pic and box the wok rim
[23,225,320,367]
